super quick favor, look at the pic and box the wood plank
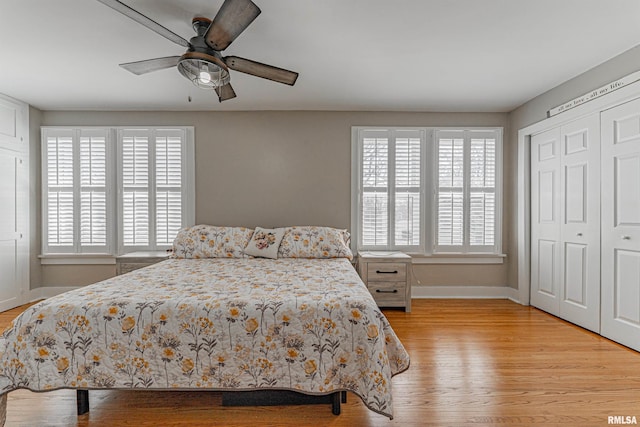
[2,299,639,426]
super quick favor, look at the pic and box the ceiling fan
[96,0,299,102]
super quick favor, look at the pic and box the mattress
[0,257,409,419]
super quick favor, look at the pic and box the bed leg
[331,392,341,415]
[341,391,347,403]
[77,390,89,415]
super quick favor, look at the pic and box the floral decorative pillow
[243,227,286,259]
[277,226,353,260]
[171,225,254,259]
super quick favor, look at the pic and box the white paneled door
[531,114,600,333]
[531,128,561,315]
[0,95,28,312]
[601,99,640,352]
[558,114,600,333]
[0,151,22,310]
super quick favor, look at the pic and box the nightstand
[116,251,169,275]
[357,251,412,312]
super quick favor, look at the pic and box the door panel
[0,150,20,310]
[614,249,640,326]
[530,128,561,314]
[558,114,600,333]
[563,242,586,307]
[565,163,586,223]
[602,98,640,351]
[530,114,600,332]
[615,154,640,226]
[538,170,556,222]
[0,95,27,312]
[537,240,556,296]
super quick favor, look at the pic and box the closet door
[530,114,600,333]
[0,96,28,311]
[0,150,22,310]
[601,98,640,352]
[530,128,561,314]
[558,114,600,333]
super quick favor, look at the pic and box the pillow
[277,226,353,260]
[243,227,286,259]
[171,225,254,259]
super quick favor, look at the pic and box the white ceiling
[2,0,640,112]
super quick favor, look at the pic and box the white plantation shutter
[435,129,500,253]
[118,128,187,252]
[353,126,501,255]
[437,134,465,247]
[469,135,496,247]
[121,130,150,247]
[358,128,423,250]
[80,132,107,248]
[43,128,111,254]
[361,134,389,246]
[394,134,421,246]
[155,130,183,246]
[42,126,193,256]
[45,131,74,249]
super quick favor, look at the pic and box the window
[435,130,498,253]
[42,127,194,256]
[43,128,112,254]
[359,128,423,251]
[353,126,502,255]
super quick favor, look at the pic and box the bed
[0,226,410,423]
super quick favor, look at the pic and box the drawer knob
[376,270,398,274]
[376,289,398,293]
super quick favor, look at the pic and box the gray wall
[37,110,511,288]
[506,44,640,290]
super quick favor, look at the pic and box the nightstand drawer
[368,282,407,305]
[366,263,407,282]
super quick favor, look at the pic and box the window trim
[41,126,195,257]
[351,126,503,257]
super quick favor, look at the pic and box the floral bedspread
[0,258,409,419]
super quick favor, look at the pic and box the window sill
[408,253,506,265]
[39,254,116,265]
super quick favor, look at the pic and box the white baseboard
[412,285,520,303]
[28,286,80,302]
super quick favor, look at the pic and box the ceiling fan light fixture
[100,0,298,101]
[177,53,230,89]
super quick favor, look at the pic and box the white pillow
[244,227,286,259]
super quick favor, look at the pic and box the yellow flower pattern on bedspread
[0,258,409,419]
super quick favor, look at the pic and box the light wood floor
[2,299,639,426]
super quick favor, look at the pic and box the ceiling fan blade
[205,0,261,51]
[215,83,237,102]
[119,56,181,75]
[224,56,299,86]
[96,0,190,48]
